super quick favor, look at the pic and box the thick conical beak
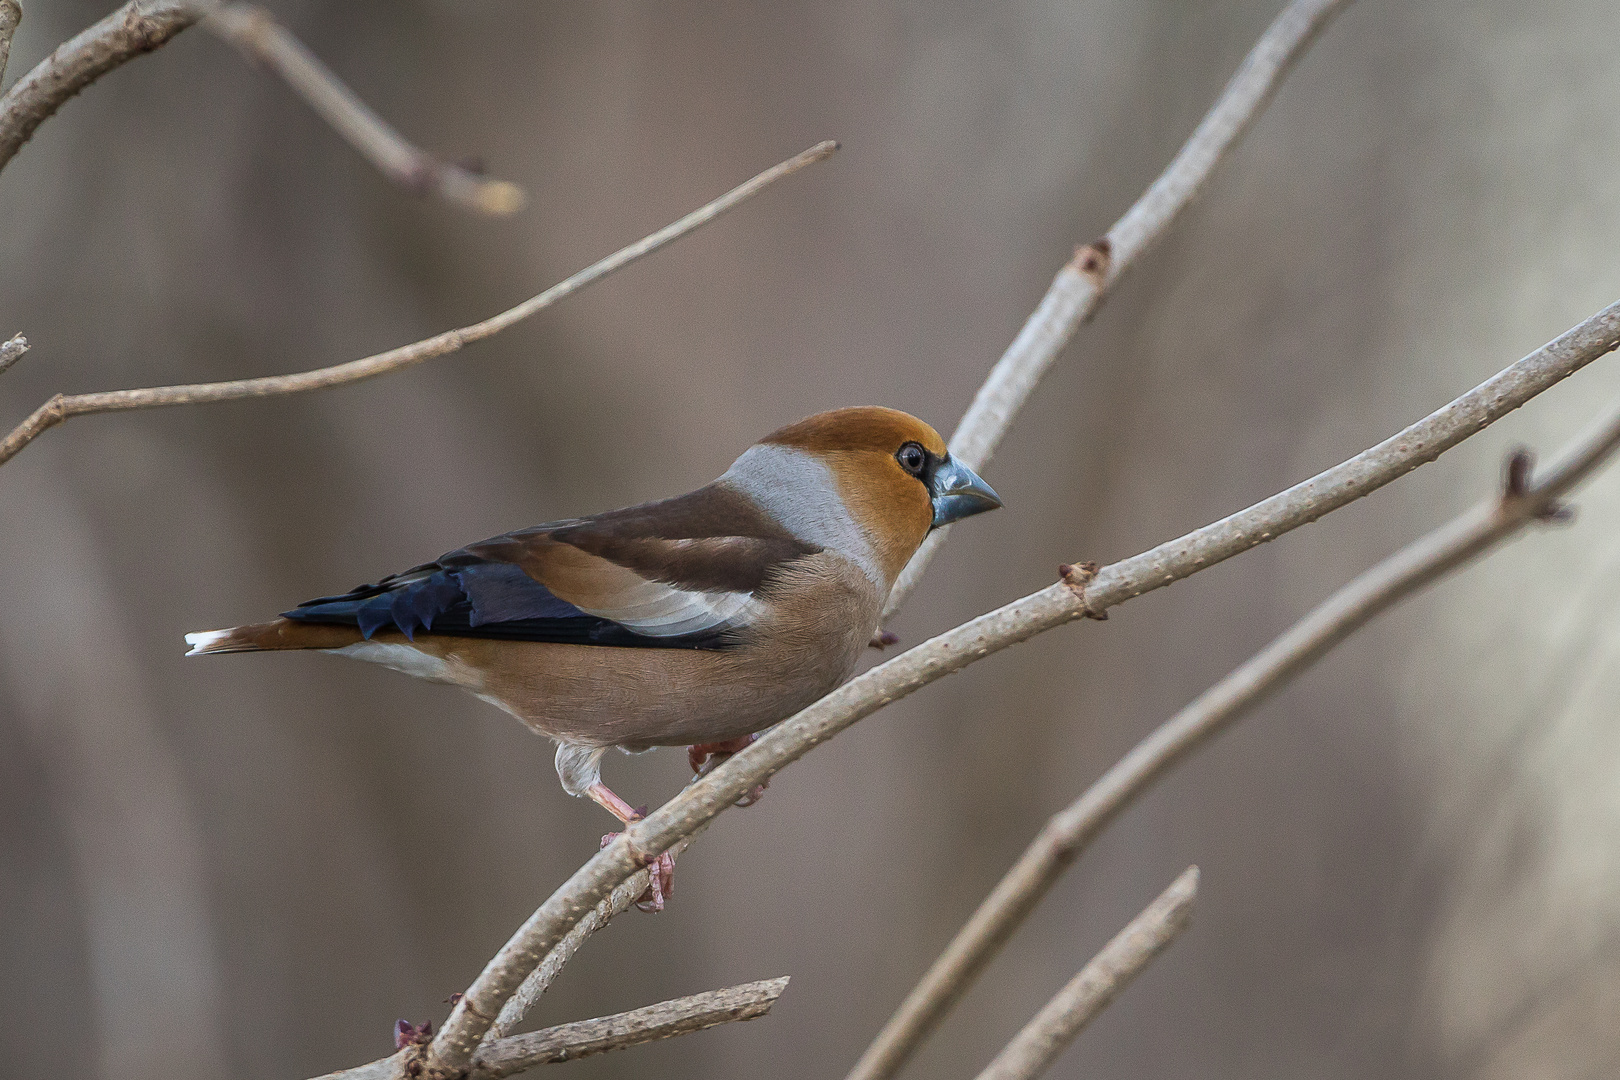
[929,455,1002,528]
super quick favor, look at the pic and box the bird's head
[722,407,1002,588]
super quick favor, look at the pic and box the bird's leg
[586,781,675,913]
[687,734,769,806]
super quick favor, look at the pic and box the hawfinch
[185,407,1000,907]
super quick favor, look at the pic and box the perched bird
[185,407,1001,908]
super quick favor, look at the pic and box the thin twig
[885,0,1353,617]
[201,3,524,215]
[489,830,707,1040]
[0,140,838,469]
[0,0,22,86]
[0,0,200,175]
[419,298,1620,1078]
[0,332,27,376]
[848,403,1620,1080]
[312,977,788,1080]
[972,867,1198,1080]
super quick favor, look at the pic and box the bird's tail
[184,618,361,656]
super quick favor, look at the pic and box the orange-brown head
[726,406,1000,586]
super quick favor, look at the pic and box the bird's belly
[417,631,866,749]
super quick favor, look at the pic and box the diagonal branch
[312,977,789,1080]
[885,0,1354,618]
[0,140,837,470]
[419,298,1620,1078]
[487,827,710,1040]
[847,398,1620,1080]
[972,867,1198,1080]
[200,3,524,215]
[0,0,199,175]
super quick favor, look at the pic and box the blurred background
[3,1,1620,1078]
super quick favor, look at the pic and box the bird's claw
[599,830,676,912]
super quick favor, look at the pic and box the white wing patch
[572,579,762,638]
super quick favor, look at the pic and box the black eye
[897,442,927,476]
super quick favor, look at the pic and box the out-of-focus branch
[972,868,1198,1080]
[0,140,837,470]
[0,333,27,376]
[200,3,524,215]
[885,0,1353,617]
[420,298,1620,1078]
[848,399,1620,1080]
[0,0,22,85]
[311,977,788,1080]
[0,0,200,175]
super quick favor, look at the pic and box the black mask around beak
[929,454,1002,528]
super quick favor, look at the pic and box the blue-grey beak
[929,454,1002,528]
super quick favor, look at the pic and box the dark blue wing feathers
[284,557,730,650]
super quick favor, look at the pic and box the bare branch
[0,0,22,85]
[972,868,1198,1080]
[0,140,838,470]
[201,3,524,215]
[848,398,1620,1080]
[885,0,1353,617]
[312,977,788,1080]
[478,976,787,1078]
[420,297,1620,1077]
[489,829,709,1040]
[0,1,200,175]
[0,332,27,376]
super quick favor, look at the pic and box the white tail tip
[184,629,233,656]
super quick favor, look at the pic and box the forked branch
[419,291,1620,1077]
[312,976,788,1080]
[0,0,525,214]
[847,396,1620,1080]
[0,0,199,174]
[0,141,837,469]
[886,0,1354,616]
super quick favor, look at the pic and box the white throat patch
[720,443,884,588]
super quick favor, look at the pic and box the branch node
[1059,562,1107,620]
[395,1019,434,1050]
[1502,445,1533,501]
[1069,237,1113,286]
[1499,445,1575,522]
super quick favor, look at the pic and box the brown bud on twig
[1059,562,1108,620]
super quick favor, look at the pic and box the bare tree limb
[847,398,1620,1080]
[201,3,524,215]
[488,829,709,1040]
[972,868,1198,1080]
[0,139,837,470]
[313,977,788,1080]
[885,0,1353,618]
[0,0,22,85]
[0,332,27,376]
[420,295,1620,1078]
[0,0,200,175]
